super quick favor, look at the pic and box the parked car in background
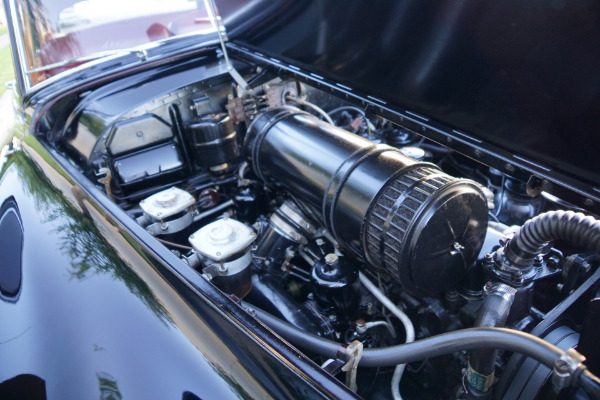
[2,0,600,399]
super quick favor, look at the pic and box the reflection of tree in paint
[10,150,171,325]
[97,372,123,400]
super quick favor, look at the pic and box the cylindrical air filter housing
[245,107,488,295]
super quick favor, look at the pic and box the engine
[60,56,600,400]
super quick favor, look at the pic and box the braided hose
[506,210,600,268]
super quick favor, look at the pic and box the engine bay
[49,48,600,399]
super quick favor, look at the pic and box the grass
[0,26,7,36]
[0,45,15,97]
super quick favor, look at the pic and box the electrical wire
[284,95,335,125]
[328,105,375,134]
[328,106,367,117]
[359,272,414,400]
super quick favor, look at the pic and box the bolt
[216,252,221,256]
[511,269,524,285]
[547,256,560,270]
[356,319,367,335]
[484,281,494,292]
[484,252,494,262]
[554,359,570,374]
[451,242,464,255]
[534,254,544,265]
[136,131,143,137]
[325,253,338,265]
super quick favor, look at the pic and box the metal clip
[552,348,586,392]
[341,340,363,393]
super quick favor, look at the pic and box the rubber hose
[506,210,600,269]
[246,302,563,367]
[246,303,600,394]
[469,287,514,393]
[581,369,600,399]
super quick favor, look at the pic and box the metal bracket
[203,0,250,91]
[341,340,363,393]
[552,348,586,392]
[321,358,345,376]
[145,211,193,236]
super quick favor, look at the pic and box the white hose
[359,272,415,400]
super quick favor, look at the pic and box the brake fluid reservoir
[189,218,256,298]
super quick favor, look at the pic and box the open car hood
[220,0,600,200]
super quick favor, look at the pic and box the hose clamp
[552,348,586,392]
[341,340,363,393]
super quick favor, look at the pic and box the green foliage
[0,45,15,97]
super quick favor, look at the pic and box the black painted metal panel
[224,0,600,190]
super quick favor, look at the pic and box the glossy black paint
[223,0,600,206]
[0,131,357,398]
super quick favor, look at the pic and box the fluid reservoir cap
[208,223,235,244]
[399,146,426,160]
[155,191,178,207]
[189,218,256,261]
[140,187,195,220]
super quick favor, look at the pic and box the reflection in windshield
[13,0,212,86]
[58,0,197,33]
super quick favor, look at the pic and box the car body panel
[2,1,600,399]
[0,119,356,399]
[221,0,600,206]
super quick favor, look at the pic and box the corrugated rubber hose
[506,210,600,268]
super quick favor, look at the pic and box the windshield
[12,0,215,87]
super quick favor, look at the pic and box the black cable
[581,369,600,399]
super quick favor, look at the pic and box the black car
[1,0,600,399]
